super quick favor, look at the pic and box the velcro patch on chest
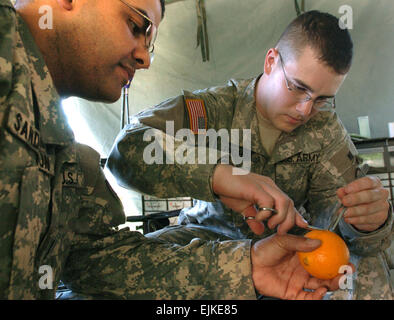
[327,144,359,182]
[62,166,84,188]
[283,152,321,164]
[7,106,41,152]
[6,106,55,176]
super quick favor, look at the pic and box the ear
[56,0,74,11]
[263,48,279,75]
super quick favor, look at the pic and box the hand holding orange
[297,230,350,280]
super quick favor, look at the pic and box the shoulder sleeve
[135,79,237,133]
[0,3,16,101]
[106,81,238,201]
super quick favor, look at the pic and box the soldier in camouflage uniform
[107,11,394,299]
[0,0,345,300]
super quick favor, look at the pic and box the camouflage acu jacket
[108,77,393,256]
[0,1,258,299]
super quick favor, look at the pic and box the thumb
[275,234,322,253]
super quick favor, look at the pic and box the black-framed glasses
[278,52,336,112]
[119,0,158,55]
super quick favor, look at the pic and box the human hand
[251,234,350,300]
[337,176,390,232]
[212,164,308,235]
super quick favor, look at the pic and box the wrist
[211,164,232,195]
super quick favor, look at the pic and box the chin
[82,86,123,103]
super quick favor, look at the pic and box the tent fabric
[63,0,394,158]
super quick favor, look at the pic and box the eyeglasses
[119,0,158,55]
[278,52,336,112]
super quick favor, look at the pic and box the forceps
[297,163,370,232]
[326,163,370,232]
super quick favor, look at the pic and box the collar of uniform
[16,13,74,147]
[230,75,269,157]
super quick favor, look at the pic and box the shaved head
[276,10,353,75]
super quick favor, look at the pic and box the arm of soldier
[63,230,258,299]
[0,4,15,103]
[107,123,220,201]
[107,83,237,201]
[66,153,338,300]
[67,143,256,299]
[63,227,341,299]
[306,137,393,256]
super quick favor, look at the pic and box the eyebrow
[122,0,153,25]
[136,8,149,19]
[128,7,151,30]
[292,77,336,99]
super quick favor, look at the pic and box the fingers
[275,205,295,235]
[344,201,388,225]
[341,176,381,194]
[251,234,321,270]
[242,205,265,235]
[336,176,389,231]
[295,211,310,228]
[252,181,299,234]
[295,287,328,300]
[255,179,293,226]
[213,166,302,234]
[283,259,329,300]
[341,187,389,207]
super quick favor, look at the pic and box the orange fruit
[297,230,350,280]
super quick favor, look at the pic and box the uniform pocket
[8,166,51,299]
[68,144,125,237]
[275,161,309,207]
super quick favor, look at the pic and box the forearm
[63,230,256,299]
[107,124,223,201]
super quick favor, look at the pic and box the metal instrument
[326,163,369,232]
[297,163,369,232]
[121,79,132,130]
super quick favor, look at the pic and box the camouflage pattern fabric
[0,0,259,299]
[108,77,394,299]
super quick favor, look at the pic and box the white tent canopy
[62,0,394,159]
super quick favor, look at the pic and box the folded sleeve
[62,230,256,299]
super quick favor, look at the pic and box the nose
[295,99,314,117]
[132,39,151,69]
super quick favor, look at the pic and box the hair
[159,0,165,18]
[14,0,166,18]
[276,10,353,75]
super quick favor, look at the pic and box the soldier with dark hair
[0,1,345,300]
[108,11,393,299]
